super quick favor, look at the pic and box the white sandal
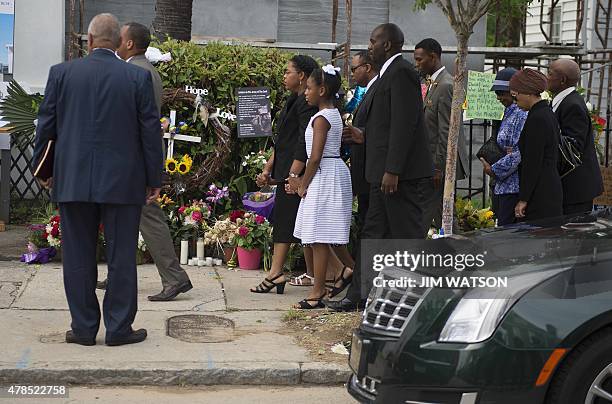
[290,273,314,287]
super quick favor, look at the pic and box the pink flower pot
[236,247,261,270]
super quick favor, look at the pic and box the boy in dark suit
[547,59,603,215]
[33,13,162,346]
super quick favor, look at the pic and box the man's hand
[515,200,527,218]
[433,169,443,188]
[286,176,300,194]
[479,158,494,177]
[341,125,364,145]
[38,177,53,190]
[381,172,399,195]
[256,171,270,187]
[146,187,161,205]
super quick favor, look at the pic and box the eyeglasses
[350,63,369,73]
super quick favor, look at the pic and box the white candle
[196,238,205,259]
[180,240,189,265]
[198,259,205,266]
[214,258,223,266]
[205,257,213,266]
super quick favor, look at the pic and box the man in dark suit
[100,22,192,302]
[328,24,434,311]
[33,14,162,346]
[328,51,379,312]
[363,23,433,237]
[547,59,603,215]
[414,38,468,232]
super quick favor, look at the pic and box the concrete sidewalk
[0,251,352,386]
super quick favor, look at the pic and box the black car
[348,213,612,404]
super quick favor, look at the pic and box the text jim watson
[373,276,509,288]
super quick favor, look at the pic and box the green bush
[154,40,293,204]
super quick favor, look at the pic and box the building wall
[14,0,64,92]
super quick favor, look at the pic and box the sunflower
[181,154,193,168]
[177,161,190,175]
[165,158,178,173]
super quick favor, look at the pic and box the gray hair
[88,13,120,46]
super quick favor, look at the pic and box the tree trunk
[441,33,470,235]
[152,0,194,42]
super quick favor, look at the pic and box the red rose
[255,215,265,225]
[51,226,59,237]
[238,226,249,237]
[230,210,245,222]
[597,116,606,126]
[192,210,203,222]
[178,206,186,215]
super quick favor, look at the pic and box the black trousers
[59,202,142,341]
[495,193,519,226]
[563,201,593,216]
[346,179,429,302]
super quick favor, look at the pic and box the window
[550,6,562,43]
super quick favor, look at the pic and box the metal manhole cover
[167,315,235,343]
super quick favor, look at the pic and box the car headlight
[438,266,569,343]
[438,298,512,343]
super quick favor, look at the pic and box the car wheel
[546,327,612,403]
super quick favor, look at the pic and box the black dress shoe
[105,328,147,346]
[66,330,96,346]
[147,280,193,301]
[326,297,366,312]
[96,279,108,290]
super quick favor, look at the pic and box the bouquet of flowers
[455,199,496,232]
[165,154,193,176]
[44,214,61,248]
[204,217,238,249]
[177,200,211,237]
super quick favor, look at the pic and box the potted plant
[233,211,271,270]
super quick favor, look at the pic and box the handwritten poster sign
[236,87,272,138]
[594,166,612,206]
[465,71,505,121]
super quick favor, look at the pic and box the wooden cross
[163,110,201,160]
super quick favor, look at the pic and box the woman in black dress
[250,55,319,293]
[509,69,563,221]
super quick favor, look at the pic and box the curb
[0,362,352,386]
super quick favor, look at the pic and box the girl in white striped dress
[290,65,353,309]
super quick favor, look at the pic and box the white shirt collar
[430,66,446,82]
[379,53,402,78]
[365,75,378,92]
[551,86,576,112]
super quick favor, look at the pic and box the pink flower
[178,206,186,215]
[255,215,265,225]
[192,210,203,222]
[238,226,249,237]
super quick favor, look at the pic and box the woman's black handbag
[476,137,505,165]
[558,134,582,178]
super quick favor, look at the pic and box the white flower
[242,161,247,166]
[540,91,551,101]
[586,101,593,112]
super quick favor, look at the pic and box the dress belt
[321,156,341,159]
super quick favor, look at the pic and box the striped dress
[293,108,353,245]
